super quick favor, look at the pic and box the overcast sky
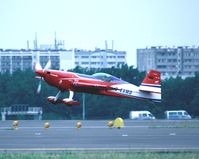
[0,0,199,66]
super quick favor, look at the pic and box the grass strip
[0,152,199,159]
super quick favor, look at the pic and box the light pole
[82,93,85,120]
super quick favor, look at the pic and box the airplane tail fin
[139,70,161,94]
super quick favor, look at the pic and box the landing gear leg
[47,91,62,104]
[48,90,80,106]
[62,91,80,106]
[54,91,62,102]
[67,91,74,101]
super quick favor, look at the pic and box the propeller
[44,60,51,70]
[35,59,51,94]
[35,61,42,71]
[37,80,42,94]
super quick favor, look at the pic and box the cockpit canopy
[92,73,128,83]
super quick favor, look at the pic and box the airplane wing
[73,81,116,90]
[60,78,118,91]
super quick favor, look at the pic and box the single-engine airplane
[35,60,161,106]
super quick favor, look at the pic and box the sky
[0,0,199,66]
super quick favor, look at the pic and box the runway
[0,120,199,153]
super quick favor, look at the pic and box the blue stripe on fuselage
[141,84,161,88]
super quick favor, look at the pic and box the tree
[1,66,199,119]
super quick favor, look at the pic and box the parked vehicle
[129,111,155,120]
[164,110,191,120]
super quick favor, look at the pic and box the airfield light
[13,120,19,129]
[44,122,50,129]
[76,121,82,129]
[107,120,114,128]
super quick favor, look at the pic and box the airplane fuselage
[40,70,161,102]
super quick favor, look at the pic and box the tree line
[0,65,199,119]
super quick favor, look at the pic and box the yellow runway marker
[114,117,124,129]
[76,121,82,129]
[44,122,50,129]
[107,120,113,128]
[13,120,19,129]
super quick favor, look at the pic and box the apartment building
[75,48,126,69]
[0,49,74,74]
[0,48,126,74]
[137,46,199,79]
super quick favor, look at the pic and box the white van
[164,110,191,120]
[129,111,155,120]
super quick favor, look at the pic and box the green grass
[0,152,199,159]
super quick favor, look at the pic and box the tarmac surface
[0,120,199,153]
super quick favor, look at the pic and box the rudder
[139,70,161,93]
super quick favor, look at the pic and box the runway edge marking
[0,147,199,152]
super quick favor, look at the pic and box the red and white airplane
[35,60,161,106]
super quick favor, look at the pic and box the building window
[107,56,116,59]
[108,62,116,65]
[118,62,125,65]
[81,56,89,58]
[157,65,166,69]
[117,56,125,58]
[81,62,89,64]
